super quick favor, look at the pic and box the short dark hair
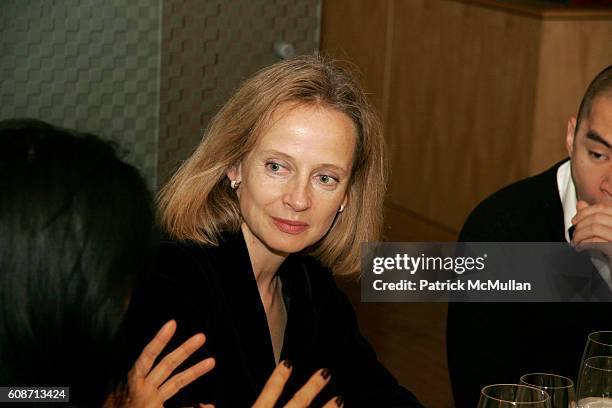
[0,119,154,406]
[576,65,612,132]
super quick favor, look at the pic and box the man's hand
[571,200,612,259]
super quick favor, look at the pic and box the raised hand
[571,200,612,260]
[125,320,215,408]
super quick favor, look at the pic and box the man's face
[567,95,612,206]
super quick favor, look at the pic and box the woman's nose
[283,177,311,212]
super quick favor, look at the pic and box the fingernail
[335,396,344,407]
[283,359,292,368]
[321,368,331,380]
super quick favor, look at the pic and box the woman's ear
[226,163,242,184]
[339,194,348,213]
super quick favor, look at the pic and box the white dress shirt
[557,160,612,289]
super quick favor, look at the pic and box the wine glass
[581,332,612,370]
[478,384,552,408]
[520,373,577,408]
[578,331,612,394]
[577,356,612,408]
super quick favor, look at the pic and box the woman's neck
[240,224,288,364]
[241,224,287,296]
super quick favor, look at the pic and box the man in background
[447,65,612,407]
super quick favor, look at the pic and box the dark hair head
[576,65,612,132]
[0,119,153,406]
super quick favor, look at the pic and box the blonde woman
[126,55,422,407]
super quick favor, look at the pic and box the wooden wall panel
[320,0,389,113]
[386,0,541,231]
[529,19,612,174]
[322,0,612,235]
[384,204,458,242]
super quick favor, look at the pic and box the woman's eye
[266,162,282,172]
[317,175,338,185]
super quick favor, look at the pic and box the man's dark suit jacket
[447,159,612,407]
[124,231,422,408]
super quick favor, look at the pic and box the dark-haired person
[447,66,612,406]
[0,119,217,407]
[125,55,422,407]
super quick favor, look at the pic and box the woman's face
[229,103,356,256]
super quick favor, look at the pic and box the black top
[447,160,612,407]
[124,231,422,408]
[459,159,566,242]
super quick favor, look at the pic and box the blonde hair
[159,54,387,276]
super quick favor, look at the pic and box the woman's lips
[271,217,309,234]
